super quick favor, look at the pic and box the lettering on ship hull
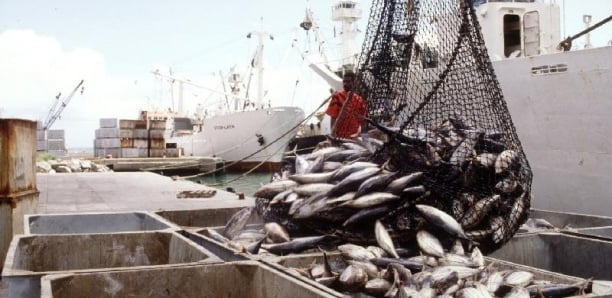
[213,124,235,130]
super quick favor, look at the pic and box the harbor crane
[43,79,85,131]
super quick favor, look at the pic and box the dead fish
[338,265,369,291]
[503,286,530,298]
[486,270,506,293]
[341,192,400,209]
[438,253,477,267]
[222,207,253,239]
[293,183,335,197]
[342,205,391,227]
[304,155,324,174]
[322,161,343,172]
[246,236,266,254]
[495,175,519,194]
[504,191,529,242]
[260,235,326,255]
[264,222,290,243]
[307,146,343,161]
[375,220,400,258]
[504,271,534,287]
[416,230,445,258]
[331,161,379,183]
[253,180,298,199]
[328,166,382,197]
[471,247,485,268]
[450,130,482,167]
[363,278,392,296]
[495,150,518,174]
[465,229,493,242]
[366,246,387,258]
[346,260,379,279]
[402,185,427,196]
[489,216,507,244]
[205,228,230,243]
[326,149,368,162]
[431,266,460,290]
[416,204,468,240]
[288,170,337,184]
[338,243,376,261]
[475,153,497,168]
[527,281,587,298]
[295,153,310,175]
[354,171,397,198]
[438,265,480,279]
[385,171,424,194]
[461,195,501,229]
[269,189,294,205]
[292,194,329,219]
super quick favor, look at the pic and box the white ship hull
[167,107,304,168]
[493,46,612,216]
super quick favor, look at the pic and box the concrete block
[46,140,65,151]
[24,211,178,235]
[119,129,133,138]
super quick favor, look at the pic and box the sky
[0,0,610,148]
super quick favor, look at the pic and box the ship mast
[331,0,362,72]
[247,18,274,108]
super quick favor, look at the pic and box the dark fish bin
[24,211,178,235]
[2,231,221,298]
[40,261,336,298]
[156,207,263,229]
[522,209,612,232]
[489,232,612,280]
[178,230,251,262]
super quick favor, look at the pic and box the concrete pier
[36,171,253,214]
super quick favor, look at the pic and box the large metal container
[156,207,263,229]
[99,118,117,128]
[24,211,178,235]
[268,253,611,297]
[40,261,335,298]
[1,231,221,298]
[489,232,612,280]
[0,119,37,195]
[526,209,612,230]
[0,119,38,273]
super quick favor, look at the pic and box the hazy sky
[0,0,610,148]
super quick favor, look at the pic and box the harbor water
[188,171,274,197]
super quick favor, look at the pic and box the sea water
[187,171,274,196]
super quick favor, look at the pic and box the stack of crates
[118,119,167,158]
[94,118,120,158]
[46,129,66,157]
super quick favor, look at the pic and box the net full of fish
[253,119,530,255]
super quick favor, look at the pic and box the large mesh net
[257,0,533,254]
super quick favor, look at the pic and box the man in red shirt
[325,72,367,139]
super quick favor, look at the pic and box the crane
[43,80,85,131]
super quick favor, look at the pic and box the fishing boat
[295,0,612,216]
[161,26,305,172]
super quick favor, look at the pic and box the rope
[175,94,333,181]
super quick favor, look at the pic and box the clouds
[0,29,154,148]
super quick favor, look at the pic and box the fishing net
[256,0,532,254]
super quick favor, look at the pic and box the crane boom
[43,80,84,130]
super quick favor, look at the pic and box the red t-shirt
[325,90,367,138]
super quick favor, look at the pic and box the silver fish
[416,204,468,239]
[264,222,290,243]
[338,265,369,291]
[205,228,229,243]
[307,146,343,161]
[253,180,298,199]
[504,286,530,298]
[338,243,376,261]
[260,235,326,255]
[293,183,335,197]
[495,149,518,174]
[375,220,400,258]
[222,206,253,239]
[504,271,534,287]
[342,192,400,209]
[461,195,501,229]
[288,170,337,184]
[328,166,382,197]
[416,230,445,258]
[363,278,392,297]
[476,153,497,168]
[346,260,379,279]
[304,155,324,174]
[354,171,397,198]
[385,171,424,194]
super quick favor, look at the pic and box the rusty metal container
[0,119,39,273]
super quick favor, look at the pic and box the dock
[94,156,225,175]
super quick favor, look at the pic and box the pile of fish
[254,117,531,253]
[208,207,591,298]
[282,222,592,298]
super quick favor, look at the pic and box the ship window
[503,14,521,57]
